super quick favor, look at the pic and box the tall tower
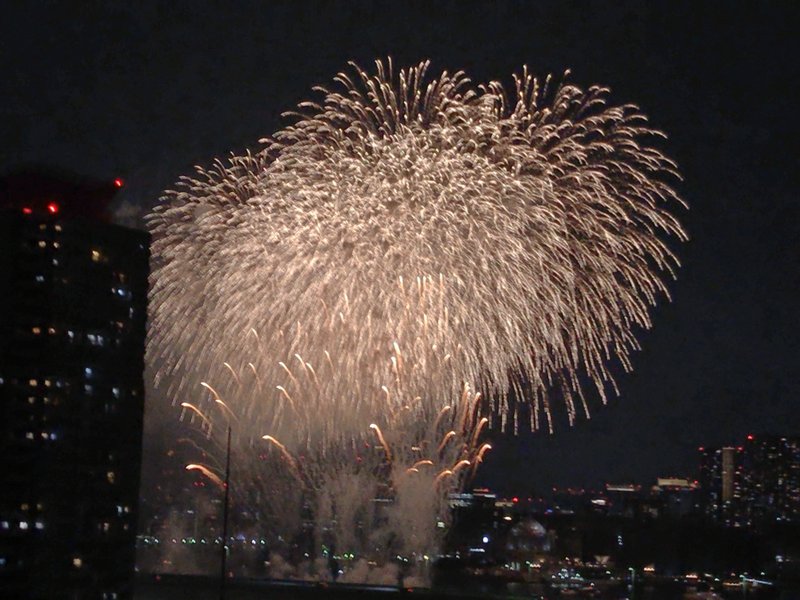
[721,447,736,503]
[0,170,149,599]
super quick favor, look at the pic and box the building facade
[0,171,148,599]
[697,435,800,528]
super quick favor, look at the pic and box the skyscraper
[697,445,745,526]
[0,170,149,599]
[743,434,800,524]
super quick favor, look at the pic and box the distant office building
[653,478,697,518]
[0,170,149,599]
[604,484,643,518]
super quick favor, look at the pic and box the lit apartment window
[31,326,41,335]
[54,224,62,232]
[91,249,102,262]
[35,274,45,282]
[28,379,37,387]
[106,471,116,484]
[38,240,46,248]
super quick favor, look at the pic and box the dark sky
[2,1,798,494]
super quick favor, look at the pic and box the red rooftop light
[114,178,124,188]
[47,202,59,214]
[512,496,519,503]
[22,207,32,215]
[746,434,754,441]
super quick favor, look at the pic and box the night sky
[2,1,798,494]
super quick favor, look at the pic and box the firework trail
[146,59,685,573]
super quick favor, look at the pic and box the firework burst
[146,59,685,575]
[149,58,685,440]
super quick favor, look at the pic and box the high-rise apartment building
[743,434,800,524]
[0,170,149,599]
[697,445,746,526]
[698,435,800,528]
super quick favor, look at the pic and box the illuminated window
[28,379,37,387]
[34,521,44,530]
[52,258,58,266]
[25,432,34,440]
[19,521,28,530]
[39,224,47,231]
[84,384,93,395]
[54,224,62,232]
[72,557,82,568]
[27,397,35,404]
[53,241,60,249]
[86,333,105,346]
[44,379,51,387]
[35,274,45,282]
[21,503,29,511]
[112,387,120,399]
[106,471,116,484]
[47,327,56,335]
[1,521,9,530]
[38,240,46,248]
[31,327,41,335]
[91,249,102,262]
[67,330,75,340]
[84,367,93,378]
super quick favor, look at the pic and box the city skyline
[1,2,798,491]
